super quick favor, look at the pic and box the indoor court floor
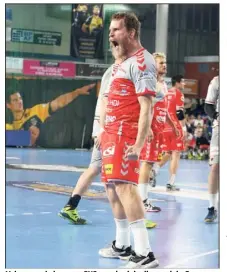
[6,148,219,269]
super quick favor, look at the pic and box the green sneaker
[58,205,87,225]
[145,219,157,229]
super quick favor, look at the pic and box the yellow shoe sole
[145,220,157,229]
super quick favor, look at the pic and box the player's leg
[166,132,184,191]
[166,150,181,191]
[115,182,158,268]
[100,133,158,268]
[205,126,219,222]
[152,131,171,176]
[59,146,101,224]
[99,183,132,260]
[139,138,161,212]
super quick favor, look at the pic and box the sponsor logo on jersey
[108,99,120,107]
[106,115,116,123]
[104,164,113,174]
[103,142,116,157]
[137,71,154,82]
[120,89,129,96]
[156,116,166,123]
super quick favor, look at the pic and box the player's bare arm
[50,83,95,113]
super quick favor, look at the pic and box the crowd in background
[182,98,212,160]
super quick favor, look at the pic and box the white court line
[40,212,52,214]
[6,157,20,160]
[7,163,206,173]
[22,213,33,215]
[6,210,107,216]
[92,182,208,200]
[7,163,85,172]
[164,249,218,268]
[177,182,207,189]
[149,185,208,200]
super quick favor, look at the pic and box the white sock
[138,183,148,202]
[154,164,160,175]
[130,219,151,256]
[114,218,130,249]
[169,174,176,185]
[209,193,218,209]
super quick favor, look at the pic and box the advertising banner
[23,60,75,78]
[71,4,104,59]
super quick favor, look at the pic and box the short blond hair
[153,52,166,60]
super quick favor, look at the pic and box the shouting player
[59,60,156,229]
[98,12,159,268]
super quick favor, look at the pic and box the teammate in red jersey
[139,53,168,213]
[138,53,178,211]
[153,75,186,191]
[98,12,159,269]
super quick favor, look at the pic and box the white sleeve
[131,50,157,97]
[92,66,112,137]
[205,77,219,105]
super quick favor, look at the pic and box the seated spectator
[203,123,212,141]
[194,114,204,127]
[186,114,196,134]
[193,127,210,159]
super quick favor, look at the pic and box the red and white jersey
[151,80,168,133]
[104,48,157,139]
[164,87,184,132]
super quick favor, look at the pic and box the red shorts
[140,132,161,163]
[162,130,185,152]
[101,132,139,184]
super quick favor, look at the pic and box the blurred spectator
[195,126,209,147]
[203,123,212,141]
[184,126,210,160]
[186,114,196,133]
[181,96,213,160]
[194,114,204,127]
[184,97,198,115]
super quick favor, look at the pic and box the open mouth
[111,41,119,48]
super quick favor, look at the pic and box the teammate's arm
[49,83,95,113]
